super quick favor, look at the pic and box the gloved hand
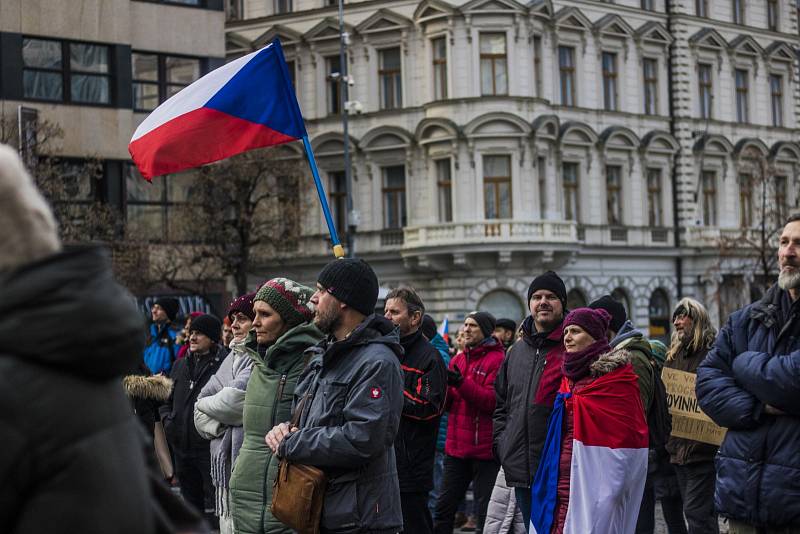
[447,367,464,387]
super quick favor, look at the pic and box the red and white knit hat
[254,278,315,327]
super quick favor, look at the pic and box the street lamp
[337,0,357,257]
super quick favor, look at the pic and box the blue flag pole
[302,135,345,258]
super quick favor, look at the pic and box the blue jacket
[143,322,177,375]
[696,284,800,528]
[430,333,451,452]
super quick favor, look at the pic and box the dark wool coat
[696,284,800,528]
[0,247,155,534]
[445,336,505,460]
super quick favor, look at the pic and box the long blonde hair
[666,297,717,361]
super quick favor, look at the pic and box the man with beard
[493,271,568,531]
[265,258,404,534]
[663,298,718,534]
[384,288,447,534]
[697,214,800,533]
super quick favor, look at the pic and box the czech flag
[439,316,450,344]
[129,40,304,180]
[530,364,648,534]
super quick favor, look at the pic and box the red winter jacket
[445,337,505,460]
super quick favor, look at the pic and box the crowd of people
[2,143,799,534]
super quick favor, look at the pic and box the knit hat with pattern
[317,258,379,316]
[227,292,256,322]
[255,278,315,328]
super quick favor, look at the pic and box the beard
[778,268,800,291]
[314,305,342,335]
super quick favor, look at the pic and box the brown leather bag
[271,393,327,534]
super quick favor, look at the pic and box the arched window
[611,288,631,319]
[567,288,588,310]
[648,289,670,344]
[478,289,525,324]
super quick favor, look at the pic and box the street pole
[338,0,355,258]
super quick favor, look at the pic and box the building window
[483,155,512,219]
[132,53,201,111]
[226,0,243,21]
[775,175,787,222]
[274,0,292,14]
[125,164,196,242]
[606,165,623,225]
[538,156,547,219]
[562,162,579,221]
[326,55,341,115]
[382,166,406,228]
[702,170,717,226]
[767,0,779,31]
[647,168,663,227]
[559,46,576,106]
[739,174,753,227]
[480,33,508,96]
[533,36,543,97]
[770,74,784,127]
[696,0,708,16]
[698,63,713,119]
[329,171,347,233]
[643,58,658,115]
[432,37,448,100]
[732,0,744,24]
[602,52,618,111]
[22,38,112,104]
[648,289,671,344]
[734,69,749,123]
[641,0,654,10]
[436,158,453,222]
[379,47,402,110]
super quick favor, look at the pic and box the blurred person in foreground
[0,143,164,533]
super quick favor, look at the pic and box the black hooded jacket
[395,327,447,492]
[0,247,155,534]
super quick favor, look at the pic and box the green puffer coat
[229,322,323,534]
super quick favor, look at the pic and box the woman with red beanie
[530,307,648,534]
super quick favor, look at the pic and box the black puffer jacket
[279,314,404,534]
[493,316,565,488]
[160,344,226,454]
[0,247,154,534]
[395,328,447,492]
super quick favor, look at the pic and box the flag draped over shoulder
[129,40,305,180]
[530,365,648,534]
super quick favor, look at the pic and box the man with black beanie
[144,296,180,374]
[494,318,517,350]
[160,313,226,527]
[493,271,568,531]
[434,311,504,534]
[265,258,404,534]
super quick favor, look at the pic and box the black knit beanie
[467,311,496,338]
[421,314,437,340]
[527,271,567,306]
[495,318,517,332]
[155,297,180,322]
[317,258,379,316]
[589,295,627,333]
[189,314,222,343]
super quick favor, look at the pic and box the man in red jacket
[433,311,505,534]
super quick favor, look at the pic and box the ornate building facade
[228,0,799,334]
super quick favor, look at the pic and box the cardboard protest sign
[662,367,726,446]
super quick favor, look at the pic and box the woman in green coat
[229,278,323,534]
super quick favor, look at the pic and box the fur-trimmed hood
[589,348,631,378]
[123,374,173,401]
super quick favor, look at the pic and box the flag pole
[302,135,345,258]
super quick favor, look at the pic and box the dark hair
[786,213,800,225]
[385,287,425,316]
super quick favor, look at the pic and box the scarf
[562,339,610,381]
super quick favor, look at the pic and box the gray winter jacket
[277,314,404,534]
[484,467,525,534]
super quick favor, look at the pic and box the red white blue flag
[129,40,304,180]
[530,364,648,534]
